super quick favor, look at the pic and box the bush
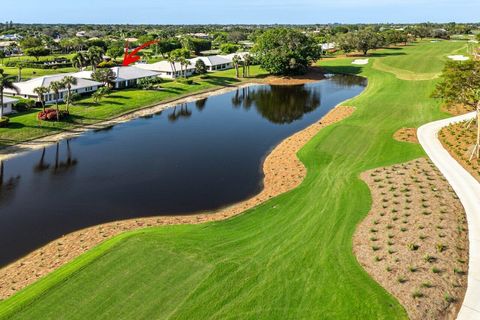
[37,109,69,121]
[137,77,162,90]
[14,99,36,112]
[176,78,194,85]
[0,116,9,127]
[98,60,116,68]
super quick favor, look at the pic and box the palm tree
[243,54,252,77]
[167,55,177,78]
[71,52,86,71]
[33,86,49,112]
[86,46,104,72]
[17,63,23,82]
[178,57,189,78]
[0,69,18,119]
[48,80,65,121]
[232,55,241,78]
[62,76,77,112]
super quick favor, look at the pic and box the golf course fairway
[0,40,468,320]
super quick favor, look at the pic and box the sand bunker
[447,55,469,61]
[352,59,369,65]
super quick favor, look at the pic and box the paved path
[418,112,480,320]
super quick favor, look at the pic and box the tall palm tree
[17,64,23,82]
[33,86,49,112]
[178,57,189,78]
[86,46,104,72]
[48,80,65,121]
[167,55,177,78]
[62,76,77,112]
[243,54,252,77]
[71,52,86,71]
[232,55,241,78]
[0,69,18,119]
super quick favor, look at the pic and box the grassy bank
[0,66,267,147]
[0,40,468,319]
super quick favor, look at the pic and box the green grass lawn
[0,41,465,319]
[0,66,267,147]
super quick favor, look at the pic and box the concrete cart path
[418,111,480,320]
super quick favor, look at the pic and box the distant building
[4,74,103,104]
[73,66,159,89]
[75,31,87,37]
[0,34,23,41]
[136,61,195,79]
[190,55,232,72]
[0,97,18,115]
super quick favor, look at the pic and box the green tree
[62,76,77,112]
[71,52,87,71]
[195,59,207,75]
[92,86,110,104]
[91,68,116,88]
[86,46,104,72]
[243,53,253,77]
[232,54,241,78]
[19,37,43,50]
[33,86,49,112]
[0,69,18,119]
[252,28,321,75]
[0,51,5,65]
[24,46,51,61]
[106,42,125,61]
[48,80,65,121]
[219,43,239,54]
[433,60,480,160]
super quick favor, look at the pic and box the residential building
[0,97,18,115]
[136,61,195,79]
[73,66,160,89]
[4,74,103,104]
[190,55,232,72]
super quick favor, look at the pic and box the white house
[1,97,18,115]
[4,74,103,104]
[190,56,232,72]
[73,66,160,89]
[136,61,195,79]
[219,52,250,62]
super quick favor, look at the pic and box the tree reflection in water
[195,98,207,111]
[52,140,78,174]
[168,103,192,122]
[232,84,321,124]
[0,161,21,203]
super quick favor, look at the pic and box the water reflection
[195,98,207,111]
[232,85,321,124]
[168,103,192,122]
[0,75,366,266]
[0,161,21,203]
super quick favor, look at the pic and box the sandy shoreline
[0,96,355,300]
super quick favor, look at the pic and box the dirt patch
[394,128,419,143]
[0,106,356,301]
[354,158,469,320]
[439,120,480,182]
[441,104,474,116]
[256,67,325,85]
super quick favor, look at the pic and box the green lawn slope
[0,40,468,320]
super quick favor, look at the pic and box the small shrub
[444,293,456,303]
[411,290,424,299]
[0,116,9,127]
[407,243,419,251]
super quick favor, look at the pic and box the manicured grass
[372,40,468,80]
[0,41,465,319]
[0,66,267,147]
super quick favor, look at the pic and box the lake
[0,74,366,265]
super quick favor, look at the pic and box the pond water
[0,74,366,266]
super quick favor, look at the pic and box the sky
[2,0,479,24]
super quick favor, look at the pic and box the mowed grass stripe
[0,40,466,319]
